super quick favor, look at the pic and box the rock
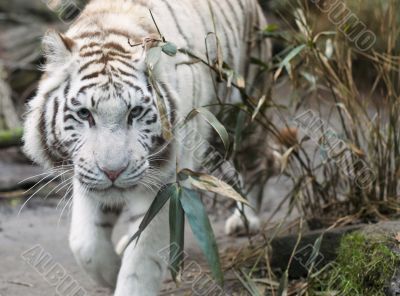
[0,148,47,191]
[0,162,46,192]
[270,223,364,278]
[270,221,400,295]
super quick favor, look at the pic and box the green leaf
[264,23,279,32]
[180,188,223,285]
[306,234,323,268]
[162,42,178,56]
[185,107,230,154]
[274,44,306,80]
[169,190,185,282]
[277,270,288,296]
[145,46,162,70]
[124,183,178,250]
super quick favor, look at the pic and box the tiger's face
[65,76,162,191]
[24,31,175,193]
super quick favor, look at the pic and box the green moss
[312,232,400,296]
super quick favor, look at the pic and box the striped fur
[23,0,271,295]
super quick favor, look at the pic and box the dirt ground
[0,159,293,296]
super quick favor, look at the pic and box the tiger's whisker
[18,170,72,216]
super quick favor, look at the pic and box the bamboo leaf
[180,188,223,285]
[179,169,250,206]
[145,46,162,70]
[162,42,177,56]
[280,147,295,173]
[306,235,323,268]
[274,44,305,80]
[186,107,230,153]
[125,183,178,250]
[235,269,262,296]
[169,190,185,282]
[277,270,288,296]
[252,95,266,121]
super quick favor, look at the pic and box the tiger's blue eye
[77,108,91,120]
[130,106,143,119]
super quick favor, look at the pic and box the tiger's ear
[42,30,77,70]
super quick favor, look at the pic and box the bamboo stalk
[0,127,23,149]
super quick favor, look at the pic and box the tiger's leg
[225,179,263,235]
[225,139,281,236]
[69,181,122,288]
[114,197,169,296]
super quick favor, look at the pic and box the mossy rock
[312,223,400,296]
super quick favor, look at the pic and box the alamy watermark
[21,244,87,296]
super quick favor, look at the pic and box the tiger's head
[23,30,176,195]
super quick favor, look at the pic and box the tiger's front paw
[225,211,261,236]
[69,237,121,288]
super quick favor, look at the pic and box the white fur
[23,0,272,295]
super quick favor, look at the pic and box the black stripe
[78,172,98,182]
[64,79,71,99]
[81,72,101,81]
[225,0,242,32]
[72,139,84,152]
[160,0,191,47]
[121,80,141,91]
[78,83,97,95]
[63,138,78,147]
[146,114,158,125]
[39,106,51,162]
[64,114,81,123]
[117,68,137,79]
[212,0,239,48]
[71,98,81,106]
[80,50,103,57]
[103,42,130,54]
[74,31,102,39]
[51,97,60,148]
[137,108,152,122]
[112,58,137,71]
[41,97,59,164]
[138,139,150,150]
[237,0,245,12]
[79,59,102,74]
[107,51,132,59]
[80,42,101,52]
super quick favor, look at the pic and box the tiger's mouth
[83,182,139,192]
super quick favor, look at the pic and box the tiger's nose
[100,166,127,182]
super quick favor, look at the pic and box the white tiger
[23,0,273,294]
